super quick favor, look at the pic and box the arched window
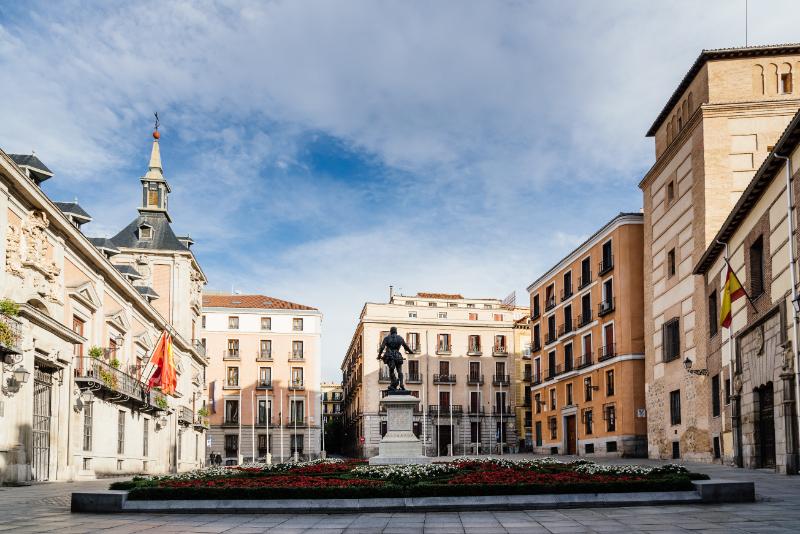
[780,63,793,94]
[687,92,694,113]
[767,63,779,95]
[752,65,765,95]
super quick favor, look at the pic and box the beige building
[640,44,800,462]
[321,381,343,426]
[201,293,322,463]
[513,315,532,451]
[527,213,647,457]
[694,110,800,473]
[341,290,527,458]
[0,129,208,484]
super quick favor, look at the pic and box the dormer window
[138,224,153,240]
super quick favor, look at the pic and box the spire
[138,113,171,221]
[145,112,164,180]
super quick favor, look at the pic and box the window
[566,383,573,406]
[291,367,304,387]
[225,435,238,457]
[258,367,271,387]
[781,72,793,93]
[601,240,613,272]
[228,316,239,329]
[725,378,731,405]
[532,295,540,317]
[750,236,764,298]
[534,393,541,414]
[469,312,478,320]
[143,418,149,457]
[117,410,125,454]
[470,422,481,443]
[83,401,93,451]
[606,370,615,396]
[201,315,206,328]
[439,390,450,409]
[494,335,507,353]
[138,225,153,240]
[437,334,451,353]
[708,290,718,337]
[564,343,573,371]
[712,374,721,417]
[406,300,416,306]
[258,434,270,457]
[666,180,675,204]
[584,410,593,435]
[225,400,239,424]
[407,332,420,352]
[533,324,540,348]
[549,388,556,410]
[667,248,676,278]
[584,377,593,401]
[662,318,680,362]
[428,302,437,307]
[580,257,591,287]
[605,405,616,432]
[292,341,304,358]
[293,318,304,331]
[259,339,272,359]
[549,417,557,439]
[226,366,239,387]
[564,304,572,331]
[493,313,503,321]
[484,304,493,309]
[469,361,481,382]
[495,361,506,378]
[257,398,271,425]
[261,317,271,330]
[438,312,447,319]
[468,335,481,353]
[291,434,303,454]
[563,271,572,296]
[409,311,417,318]
[227,339,239,358]
[669,390,681,425]
[439,360,451,376]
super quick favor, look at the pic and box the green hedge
[125,475,699,501]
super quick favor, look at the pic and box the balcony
[492,374,510,386]
[288,417,306,426]
[578,273,592,289]
[493,405,513,415]
[256,351,273,361]
[379,371,392,383]
[436,346,452,355]
[467,406,485,415]
[598,343,617,362]
[467,347,482,356]
[192,339,207,359]
[433,374,456,384]
[288,352,305,361]
[178,406,194,426]
[74,357,153,408]
[545,331,557,345]
[256,378,273,389]
[523,371,532,383]
[546,364,562,380]
[532,371,542,386]
[492,346,508,357]
[560,287,573,302]
[467,374,484,385]
[531,308,540,320]
[598,298,615,317]
[544,296,556,312]
[599,255,614,276]
[428,405,463,416]
[223,350,240,360]
[577,353,593,369]
[563,358,574,373]
[557,322,573,337]
[288,380,305,390]
[577,311,593,328]
[531,339,542,352]
[406,373,422,384]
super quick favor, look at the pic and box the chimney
[389,285,394,303]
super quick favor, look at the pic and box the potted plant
[0,299,20,351]
[0,298,19,317]
[110,357,121,369]
[155,394,169,411]
[88,346,103,359]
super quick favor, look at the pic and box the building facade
[513,315,532,451]
[640,44,800,462]
[527,213,646,457]
[341,291,526,458]
[0,129,208,485]
[201,293,322,463]
[321,382,343,426]
[695,110,800,473]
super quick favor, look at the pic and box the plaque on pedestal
[369,392,431,465]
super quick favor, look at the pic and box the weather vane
[153,112,160,139]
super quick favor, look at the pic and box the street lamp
[683,356,709,376]
[792,293,800,314]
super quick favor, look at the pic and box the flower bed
[111,458,707,501]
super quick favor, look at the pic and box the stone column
[781,372,799,474]
[369,393,431,465]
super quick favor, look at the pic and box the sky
[1,1,799,381]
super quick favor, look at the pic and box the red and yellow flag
[720,266,746,329]
[147,331,177,395]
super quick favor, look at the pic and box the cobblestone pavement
[2,456,800,533]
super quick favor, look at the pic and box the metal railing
[256,378,272,389]
[545,331,557,344]
[598,343,617,361]
[578,311,593,327]
[492,346,508,356]
[493,405,513,415]
[192,339,206,359]
[428,405,463,416]
[178,406,193,425]
[467,406,485,415]
[406,373,422,383]
[433,374,457,384]
[288,380,305,390]
[523,371,532,383]
[577,353,593,369]
[467,374,484,385]
[598,298,615,317]
[564,358,574,373]
[492,374,510,386]
[561,287,573,301]
[546,364,562,380]
[532,339,541,352]
[578,272,592,289]
[531,308,540,320]
[532,371,542,385]
[599,255,614,275]
[223,350,240,360]
[289,352,305,360]
[73,357,150,406]
[544,296,556,312]
[558,322,573,337]
[256,351,273,360]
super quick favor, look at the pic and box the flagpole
[251,389,255,462]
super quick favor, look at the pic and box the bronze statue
[377,327,414,391]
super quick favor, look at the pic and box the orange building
[526,213,646,457]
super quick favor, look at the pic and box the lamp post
[792,293,800,315]
[683,356,709,376]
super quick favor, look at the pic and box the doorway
[437,425,452,456]
[32,368,53,481]
[565,415,577,455]
[756,383,776,468]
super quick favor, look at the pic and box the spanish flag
[147,331,177,395]
[720,265,746,329]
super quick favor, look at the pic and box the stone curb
[71,480,753,514]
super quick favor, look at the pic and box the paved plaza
[1,457,800,533]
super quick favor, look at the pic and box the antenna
[745,0,748,47]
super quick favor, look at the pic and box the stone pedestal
[369,392,431,465]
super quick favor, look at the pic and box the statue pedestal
[369,392,431,465]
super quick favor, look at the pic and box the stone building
[640,44,800,462]
[694,109,800,473]
[201,293,322,463]
[341,290,527,458]
[0,129,208,484]
[526,213,647,457]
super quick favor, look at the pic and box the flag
[148,331,177,395]
[720,265,746,328]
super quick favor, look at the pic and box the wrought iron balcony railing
[192,339,206,359]
[492,374,510,386]
[433,374,457,384]
[178,406,194,425]
[599,255,614,276]
[558,322,573,337]
[561,287,573,301]
[405,373,422,384]
[598,343,617,362]
[288,380,305,390]
[544,296,556,312]
[545,331,557,344]
[598,298,615,317]
[578,272,592,289]
[578,311,593,327]
[73,357,153,407]
[577,353,593,369]
[467,374,484,385]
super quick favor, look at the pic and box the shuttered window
[670,390,681,425]
[662,318,680,362]
[708,290,718,337]
[750,237,764,297]
[712,375,721,417]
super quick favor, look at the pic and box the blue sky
[1,1,799,380]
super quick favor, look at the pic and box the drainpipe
[775,154,800,453]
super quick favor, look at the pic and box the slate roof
[202,294,318,311]
[136,286,159,299]
[9,154,54,183]
[54,201,91,221]
[110,212,188,252]
[88,237,120,255]
[114,264,142,279]
[647,43,800,137]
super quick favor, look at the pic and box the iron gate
[32,368,53,481]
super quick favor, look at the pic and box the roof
[114,264,142,279]
[54,201,91,221]
[694,108,800,275]
[647,43,800,137]
[202,294,318,311]
[135,286,159,299]
[415,292,464,299]
[110,212,188,252]
[527,212,643,291]
[88,237,120,255]
[9,154,54,183]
